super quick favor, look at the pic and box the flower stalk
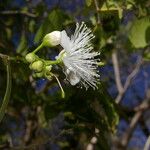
[33,43,44,54]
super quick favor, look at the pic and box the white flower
[43,31,61,47]
[60,22,100,89]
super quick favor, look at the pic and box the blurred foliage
[128,17,150,48]
[0,0,150,149]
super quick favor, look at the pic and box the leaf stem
[0,59,12,123]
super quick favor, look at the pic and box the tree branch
[144,135,150,150]
[121,110,142,148]
[9,129,73,150]
[115,57,142,103]
[111,50,142,104]
[120,99,150,149]
[112,50,124,94]
[0,10,37,18]
[0,53,26,63]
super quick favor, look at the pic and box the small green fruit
[25,53,36,63]
[34,72,44,78]
[31,60,44,72]
[45,65,52,71]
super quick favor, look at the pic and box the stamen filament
[51,73,65,98]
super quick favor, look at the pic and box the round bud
[34,72,44,78]
[31,60,44,72]
[25,53,36,63]
[45,65,52,71]
[43,31,61,47]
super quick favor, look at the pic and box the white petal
[65,67,80,85]
[60,30,71,53]
[68,70,80,85]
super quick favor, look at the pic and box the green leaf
[0,59,11,123]
[5,28,12,40]
[118,7,123,19]
[29,20,36,33]
[97,84,119,132]
[16,33,28,54]
[128,17,150,48]
[94,26,106,49]
[144,51,150,61]
[86,0,92,7]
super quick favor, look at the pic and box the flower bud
[43,31,61,47]
[31,60,44,72]
[33,72,44,78]
[25,53,37,63]
[45,65,52,72]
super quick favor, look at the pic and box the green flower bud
[45,65,52,72]
[31,60,44,72]
[29,64,33,70]
[25,53,37,63]
[43,31,61,47]
[33,72,44,78]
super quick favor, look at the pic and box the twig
[115,57,142,103]
[112,50,124,94]
[144,135,150,150]
[0,10,37,18]
[0,53,25,63]
[10,129,73,150]
[120,100,150,149]
[93,0,101,24]
[23,120,33,144]
[134,101,150,112]
[121,110,142,148]
[112,50,142,104]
